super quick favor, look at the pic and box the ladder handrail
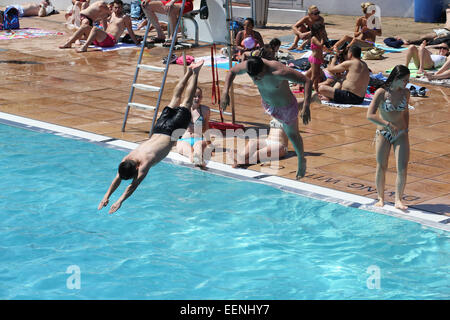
[122,18,152,132]
[148,0,188,138]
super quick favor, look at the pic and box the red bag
[175,55,195,65]
[209,121,244,131]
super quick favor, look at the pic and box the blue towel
[374,43,407,53]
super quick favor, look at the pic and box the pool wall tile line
[0,112,111,142]
[1,112,448,232]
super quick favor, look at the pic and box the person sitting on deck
[65,0,90,28]
[176,87,211,169]
[228,118,289,169]
[140,0,194,46]
[58,0,111,47]
[234,17,265,62]
[318,45,370,105]
[59,0,140,52]
[287,5,326,51]
[98,60,204,214]
[332,2,382,53]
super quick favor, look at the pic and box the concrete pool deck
[0,12,448,220]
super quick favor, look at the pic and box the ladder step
[138,64,165,72]
[133,83,161,92]
[128,102,156,111]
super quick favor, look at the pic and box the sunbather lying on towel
[405,41,450,77]
[1,1,55,17]
[318,45,370,105]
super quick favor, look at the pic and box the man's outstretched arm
[220,62,248,111]
[124,16,141,45]
[108,166,149,214]
[98,174,122,210]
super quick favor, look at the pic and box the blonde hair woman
[287,5,326,51]
[332,2,382,52]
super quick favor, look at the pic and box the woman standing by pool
[367,65,410,210]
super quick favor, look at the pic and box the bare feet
[311,92,322,103]
[374,199,384,207]
[59,43,72,49]
[190,59,204,73]
[193,154,206,169]
[424,72,434,80]
[296,157,307,180]
[287,43,298,50]
[395,200,408,210]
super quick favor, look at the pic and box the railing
[231,0,303,9]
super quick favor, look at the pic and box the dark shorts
[153,106,191,138]
[333,89,365,104]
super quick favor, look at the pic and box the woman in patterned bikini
[367,65,411,210]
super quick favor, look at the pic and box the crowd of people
[95,1,450,213]
[8,1,442,213]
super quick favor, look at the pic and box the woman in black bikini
[367,65,411,210]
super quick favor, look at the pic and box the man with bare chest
[59,0,140,52]
[221,56,312,179]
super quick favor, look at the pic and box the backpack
[3,7,20,30]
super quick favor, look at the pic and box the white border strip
[1,112,448,232]
[0,112,111,142]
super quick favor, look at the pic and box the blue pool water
[0,123,449,300]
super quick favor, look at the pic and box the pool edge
[1,111,448,232]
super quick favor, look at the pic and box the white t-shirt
[430,54,446,68]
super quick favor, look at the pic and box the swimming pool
[0,121,449,300]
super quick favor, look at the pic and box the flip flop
[409,86,418,97]
[418,87,426,97]
[162,40,180,47]
[147,36,165,44]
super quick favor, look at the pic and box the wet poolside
[0,12,449,216]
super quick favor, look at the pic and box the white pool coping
[1,111,448,232]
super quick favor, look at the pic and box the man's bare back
[125,134,173,171]
[341,58,370,98]
[250,59,301,107]
[80,0,110,21]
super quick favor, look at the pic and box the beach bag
[3,7,20,30]
[363,47,384,60]
[176,55,195,65]
[200,0,208,19]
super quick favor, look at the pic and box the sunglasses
[312,11,320,15]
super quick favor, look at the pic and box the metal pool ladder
[121,0,188,137]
